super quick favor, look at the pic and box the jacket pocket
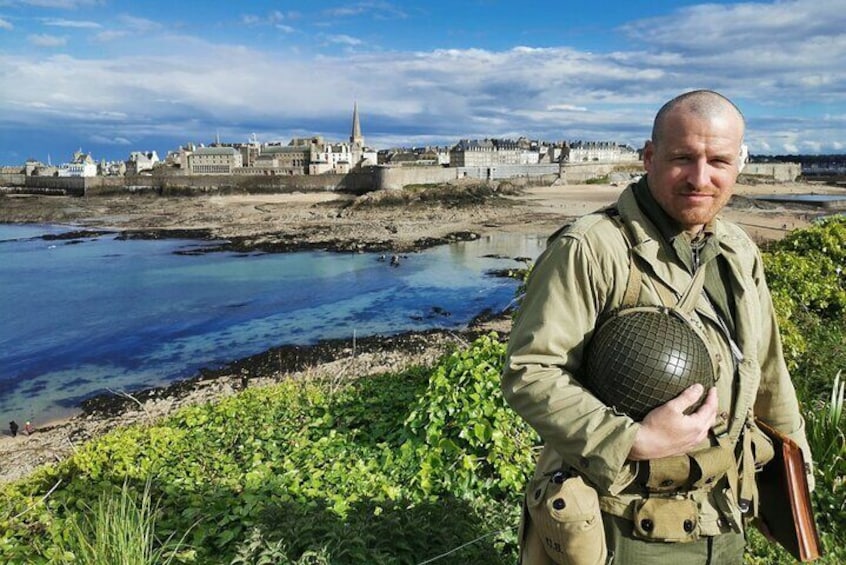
[526,471,607,565]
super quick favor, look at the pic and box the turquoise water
[0,225,545,423]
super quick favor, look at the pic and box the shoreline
[0,310,513,484]
[2,180,845,484]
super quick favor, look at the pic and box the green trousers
[521,512,745,565]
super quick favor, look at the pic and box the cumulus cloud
[2,0,845,157]
[0,17,13,30]
[27,33,67,46]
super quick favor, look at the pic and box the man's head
[643,90,746,236]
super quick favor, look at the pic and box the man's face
[643,109,744,235]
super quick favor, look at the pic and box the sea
[0,224,546,424]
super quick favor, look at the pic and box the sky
[1,0,845,164]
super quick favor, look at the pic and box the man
[501,90,813,564]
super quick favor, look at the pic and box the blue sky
[1,0,844,164]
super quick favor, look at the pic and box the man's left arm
[751,253,815,489]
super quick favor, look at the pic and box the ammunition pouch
[632,497,699,542]
[526,470,607,565]
[642,446,734,493]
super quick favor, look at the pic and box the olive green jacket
[502,183,812,535]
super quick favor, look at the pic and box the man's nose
[687,159,710,189]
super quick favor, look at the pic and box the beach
[1,179,844,484]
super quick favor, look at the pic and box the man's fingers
[671,383,705,410]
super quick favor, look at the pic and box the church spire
[350,102,364,146]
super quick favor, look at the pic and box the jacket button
[660,479,674,487]
[640,519,654,532]
[552,498,566,510]
[720,411,729,421]
[552,471,566,484]
[717,518,725,528]
[705,476,714,484]
[683,519,695,533]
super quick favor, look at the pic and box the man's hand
[628,384,718,461]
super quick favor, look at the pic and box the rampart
[559,161,642,184]
[740,162,801,183]
[1,161,803,196]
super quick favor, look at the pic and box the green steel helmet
[583,306,715,421]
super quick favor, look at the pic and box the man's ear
[642,140,655,171]
[738,144,748,173]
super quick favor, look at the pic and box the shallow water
[0,225,545,423]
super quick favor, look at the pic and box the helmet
[583,306,715,421]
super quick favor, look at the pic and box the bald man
[502,90,813,564]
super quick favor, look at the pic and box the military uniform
[502,178,813,564]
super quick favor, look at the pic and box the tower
[350,102,364,147]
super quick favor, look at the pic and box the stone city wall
[741,162,802,183]
[3,161,803,196]
[559,162,640,184]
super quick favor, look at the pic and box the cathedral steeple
[350,102,364,147]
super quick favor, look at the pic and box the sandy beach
[1,179,844,484]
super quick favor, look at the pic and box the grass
[54,480,194,565]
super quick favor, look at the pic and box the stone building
[57,150,98,177]
[126,150,160,175]
[237,144,310,175]
[188,146,243,174]
[449,138,544,167]
[563,141,639,163]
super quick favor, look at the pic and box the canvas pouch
[632,497,699,542]
[526,471,607,565]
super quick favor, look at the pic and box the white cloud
[3,1,846,156]
[17,0,103,7]
[242,10,287,26]
[94,30,127,42]
[28,33,67,47]
[801,140,823,153]
[325,34,363,46]
[0,17,13,30]
[42,18,101,29]
[89,134,132,145]
[116,15,160,32]
[547,104,589,112]
[322,2,407,20]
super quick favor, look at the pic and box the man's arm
[502,231,641,493]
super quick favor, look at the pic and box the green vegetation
[0,217,843,564]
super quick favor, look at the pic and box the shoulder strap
[605,207,707,312]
